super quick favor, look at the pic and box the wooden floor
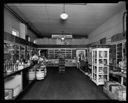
[21,67,110,100]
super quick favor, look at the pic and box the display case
[3,32,38,100]
[92,48,109,85]
[4,42,20,74]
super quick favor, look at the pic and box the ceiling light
[60,13,68,20]
[60,4,68,20]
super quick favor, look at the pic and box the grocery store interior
[3,2,127,100]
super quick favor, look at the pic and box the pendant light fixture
[60,3,68,20]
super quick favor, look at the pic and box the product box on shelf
[115,86,126,101]
[110,84,121,93]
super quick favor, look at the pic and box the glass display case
[4,40,38,100]
[4,42,20,74]
[3,32,39,100]
[92,48,109,85]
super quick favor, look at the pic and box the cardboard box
[115,86,126,101]
[5,89,13,100]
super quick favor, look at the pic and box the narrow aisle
[21,67,110,100]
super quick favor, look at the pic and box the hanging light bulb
[60,13,68,20]
[60,4,68,20]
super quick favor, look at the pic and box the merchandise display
[91,48,109,85]
[4,37,39,100]
[4,38,126,101]
[48,48,76,59]
[65,59,77,67]
[103,81,126,101]
[2,2,127,101]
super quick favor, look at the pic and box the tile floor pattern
[21,67,110,100]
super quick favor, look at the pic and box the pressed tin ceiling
[7,2,126,37]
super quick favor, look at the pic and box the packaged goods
[104,81,126,101]
[115,85,126,101]
[110,84,121,93]
[104,81,120,90]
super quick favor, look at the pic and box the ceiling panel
[7,2,126,37]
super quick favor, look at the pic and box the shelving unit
[48,49,55,59]
[3,32,38,100]
[72,49,76,59]
[65,49,72,59]
[109,40,126,67]
[116,43,122,65]
[109,44,116,66]
[92,48,109,85]
[109,41,126,86]
[47,48,77,67]
[48,48,75,59]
